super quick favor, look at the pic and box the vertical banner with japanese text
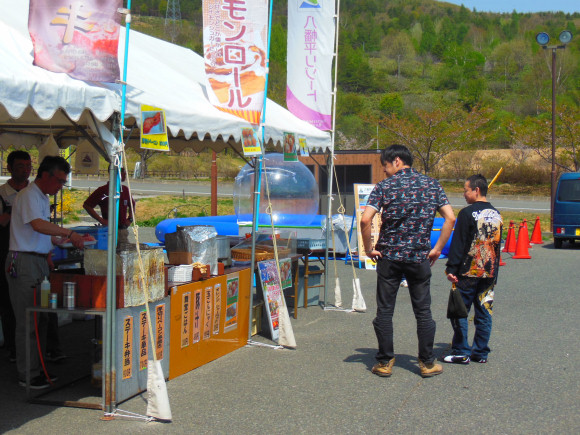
[139,311,148,371]
[213,283,222,335]
[122,316,133,380]
[181,292,191,348]
[192,289,203,344]
[155,304,165,360]
[287,0,335,130]
[203,286,213,340]
[203,0,268,124]
[28,0,121,82]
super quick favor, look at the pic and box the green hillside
[127,0,580,176]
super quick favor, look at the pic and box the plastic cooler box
[52,226,108,261]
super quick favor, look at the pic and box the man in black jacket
[444,174,503,364]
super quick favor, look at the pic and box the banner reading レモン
[203,0,268,125]
[287,0,335,131]
[28,0,121,82]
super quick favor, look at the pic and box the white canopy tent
[0,0,333,415]
[0,1,331,154]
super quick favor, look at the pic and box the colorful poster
[155,304,165,360]
[283,132,298,162]
[28,0,121,82]
[181,292,191,348]
[192,289,203,344]
[257,260,282,342]
[140,105,170,151]
[203,286,213,340]
[354,184,382,264]
[122,315,133,380]
[203,0,268,124]
[213,283,222,335]
[139,311,148,371]
[224,273,239,332]
[279,258,292,289]
[287,0,335,130]
[242,127,262,156]
[299,138,309,157]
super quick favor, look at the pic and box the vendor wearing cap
[7,156,84,389]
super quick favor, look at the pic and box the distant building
[299,149,384,215]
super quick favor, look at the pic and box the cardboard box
[167,251,193,265]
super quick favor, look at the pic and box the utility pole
[535,30,573,225]
[165,0,182,43]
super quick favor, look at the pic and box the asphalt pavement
[0,232,578,434]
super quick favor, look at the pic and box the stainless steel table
[25,306,106,409]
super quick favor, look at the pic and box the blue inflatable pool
[155,214,453,256]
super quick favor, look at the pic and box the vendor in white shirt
[7,155,83,389]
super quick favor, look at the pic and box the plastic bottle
[40,276,50,308]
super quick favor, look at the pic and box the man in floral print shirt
[360,144,455,378]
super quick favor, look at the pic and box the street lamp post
[535,30,573,224]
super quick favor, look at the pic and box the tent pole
[104,117,120,413]
[248,156,262,340]
[104,0,133,414]
[323,0,341,308]
[248,0,274,342]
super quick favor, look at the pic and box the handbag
[447,283,468,319]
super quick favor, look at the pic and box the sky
[438,1,579,14]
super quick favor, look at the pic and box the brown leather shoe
[371,358,395,377]
[418,360,443,378]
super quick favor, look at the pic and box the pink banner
[28,0,121,82]
[286,0,335,131]
[203,0,268,125]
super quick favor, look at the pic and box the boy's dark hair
[467,174,488,196]
[7,150,31,168]
[380,144,413,167]
[36,155,70,178]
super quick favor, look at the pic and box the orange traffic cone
[530,216,543,244]
[499,252,506,266]
[522,219,532,247]
[513,223,532,259]
[503,221,516,253]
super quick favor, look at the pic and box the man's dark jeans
[373,258,436,364]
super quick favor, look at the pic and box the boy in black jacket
[444,174,502,364]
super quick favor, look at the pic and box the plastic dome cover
[234,153,319,225]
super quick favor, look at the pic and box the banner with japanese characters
[181,292,191,348]
[155,304,165,360]
[140,105,170,151]
[122,315,133,380]
[203,0,268,124]
[287,0,335,131]
[139,311,148,371]
[28,0,121,82]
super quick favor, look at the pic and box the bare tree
[378,105,493,174]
